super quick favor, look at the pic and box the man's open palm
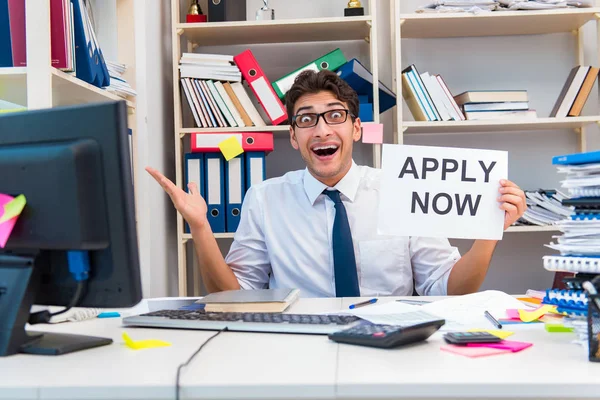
[146,167,208,230]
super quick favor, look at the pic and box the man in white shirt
[147,70,527,297]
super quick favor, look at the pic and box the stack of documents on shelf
[416,1,499,13]
[550,65,599,118]
[401,64,465,121]
[453,90,537,121]
[179,53,241,82]
[514,189,573,226]
[104,61,137,99]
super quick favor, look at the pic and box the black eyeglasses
[291,109,355,128]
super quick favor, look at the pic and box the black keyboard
[122,309,363,335]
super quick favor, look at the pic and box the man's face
[289,91,361,187]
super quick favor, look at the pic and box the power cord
[28,251,90,325]
[176,328,228,400]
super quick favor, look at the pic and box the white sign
[377,144,508,240]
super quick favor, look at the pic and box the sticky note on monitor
[0,194,27,248]
[362,123,383,144]
[218,136,244,161]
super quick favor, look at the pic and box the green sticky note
[545,324,575,333]
[0,195,26,224]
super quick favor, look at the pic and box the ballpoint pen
[349,298,378,309]
[484,310,502,329]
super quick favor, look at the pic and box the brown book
[197,288,300,313]
[224,82,253,126]
[568,67,599,116]
[550,66,582,117]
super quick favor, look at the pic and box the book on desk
[195,288,300,313]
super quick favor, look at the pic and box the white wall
[140,0,599,296]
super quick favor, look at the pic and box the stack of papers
[105,61,137,98]
[516,190,573,226]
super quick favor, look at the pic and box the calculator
[328,319,445,349]
[443,331,502,345]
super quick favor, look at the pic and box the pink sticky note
[0,193,19,248]
[506,309,521,319]
[0,216,18,248]
[362,124,383,144]
[441,344,511,358]
[467,340,533,353]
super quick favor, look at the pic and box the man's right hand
[146,167,208,231]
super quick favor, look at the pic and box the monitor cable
[176,328,228,400]
[28,251,90,325]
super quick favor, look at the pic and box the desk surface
[1,296,598,400]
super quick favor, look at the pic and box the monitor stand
[0,253,112,356]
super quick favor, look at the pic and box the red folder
[7,0,26,67]
[233,49,287,125]
[191,132,274,153]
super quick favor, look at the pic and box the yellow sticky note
[0,194,26,224]
[218,136,244,161]
[122,332,171,350]
[468,329,514,340]
[518,305,556,323]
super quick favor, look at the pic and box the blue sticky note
[98,312,121,318]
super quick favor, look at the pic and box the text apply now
[377,144,507,240]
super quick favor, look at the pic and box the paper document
[419,290,530,330]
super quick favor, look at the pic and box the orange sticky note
[362,124,383,144]
[218,136,244,161]
[0,194,26,248]
[122,332,171,350]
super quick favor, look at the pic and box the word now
[411,192,482,216]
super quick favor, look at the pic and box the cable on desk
[176,328,228,400]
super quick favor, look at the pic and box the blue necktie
[323,189,360,297]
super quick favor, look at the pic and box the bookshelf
[391,2,600,234]
[171,1,382,295]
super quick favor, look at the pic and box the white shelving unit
[0,0,139,213]
[391,3,600,234]
[171,2,382,295]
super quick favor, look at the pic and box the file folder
[272,48,347,100]
[72,0,97,86]
[0,0,13,67]
[358,101,373,122]
[245,152,266,191]
[184,152,205,233]
[233,49,287,125]
[337,58,396,114]
[204,152,226,233]
[7,0,25,66]
[552,150,600,165]
[225,155,245,232]
[191,132,274,153]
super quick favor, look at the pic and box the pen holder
[587,294,600,362]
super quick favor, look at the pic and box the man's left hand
[498,179,527,230]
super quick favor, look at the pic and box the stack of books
[550,65,599,118]
[401,64,464,122]
[454,90,537,121]
[179,50,288,128]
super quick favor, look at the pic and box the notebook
[195,288,300,313]
[543,255,600,273]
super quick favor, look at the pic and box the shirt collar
[303,160,360,206]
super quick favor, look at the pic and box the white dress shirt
[225,161,461,298]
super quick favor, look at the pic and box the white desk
[0,297,598,400]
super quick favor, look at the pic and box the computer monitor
[0,101,142,356]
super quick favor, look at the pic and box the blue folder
[204,152,226,233]
[337,58,396,114]
[358,101,373,122]
[0,0,12,67]
[224,154,245,233]
[245,152,266,192]
[553,150,600,165]
[72,0,109,87]
[184,153,205,233]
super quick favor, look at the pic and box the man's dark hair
[285,70,359,123]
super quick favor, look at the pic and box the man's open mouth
[311,145,339,157]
